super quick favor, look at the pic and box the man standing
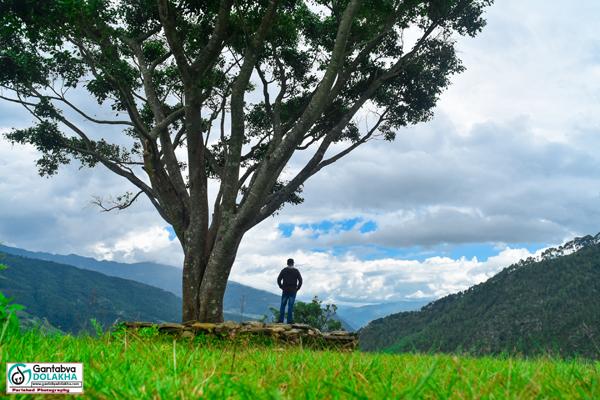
[277,258,303,324]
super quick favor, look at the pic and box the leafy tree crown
[0,0,493,237]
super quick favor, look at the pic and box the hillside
[359,234,600,358]
[0,252,184,333]
[0,244,281,318]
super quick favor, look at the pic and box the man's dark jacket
[277,267,303,294]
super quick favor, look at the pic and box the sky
[1,0,600,306]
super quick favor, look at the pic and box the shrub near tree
[0,0,493,322]
[270,296,342,332]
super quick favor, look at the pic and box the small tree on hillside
[0,0,493,322]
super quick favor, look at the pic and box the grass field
[2,328,600,399]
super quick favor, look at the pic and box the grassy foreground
[2,329,600,399]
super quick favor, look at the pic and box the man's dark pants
[278,292,296,323]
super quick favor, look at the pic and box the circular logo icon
[8,364,31,386]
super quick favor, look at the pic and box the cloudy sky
[1,0,600,306]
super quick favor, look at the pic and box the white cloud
[439,0,600,138]
[88,225,181,264]
[231,218,542,303]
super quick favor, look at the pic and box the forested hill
[0,252,182,333]
[359,234,600,358]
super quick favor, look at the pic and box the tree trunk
[197,259,230,322]
[181,225,244,323]
[181,248,204,323]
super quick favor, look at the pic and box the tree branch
[318,109,388,169]
[191,0,235,76]
[70,37,152,141]
[127,38,190,206]
[47,87,134,126]
[91,190,144,212]
[220,0,280,213]
[235,0,362,226]
[157,0,192,82]
[150,51,173,72]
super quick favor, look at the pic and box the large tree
[0,0,492,322]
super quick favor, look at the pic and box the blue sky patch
[279,223,295,238]
[165,226,177,241]
[445,242,547,261]
[360,220,378,233]
[310,242,549,263]
[277,219,548,263]
[278,217,377,239]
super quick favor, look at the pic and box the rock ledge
[121,321,358,351]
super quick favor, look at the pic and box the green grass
[2,330,600,399]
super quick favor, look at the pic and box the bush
[269,296,342,331]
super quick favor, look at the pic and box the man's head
[287,258,294,267]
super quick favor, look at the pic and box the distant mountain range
[359,234,600,358]
[0,244,281,320]
[0,244,417,329]
[337,300,429,328]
